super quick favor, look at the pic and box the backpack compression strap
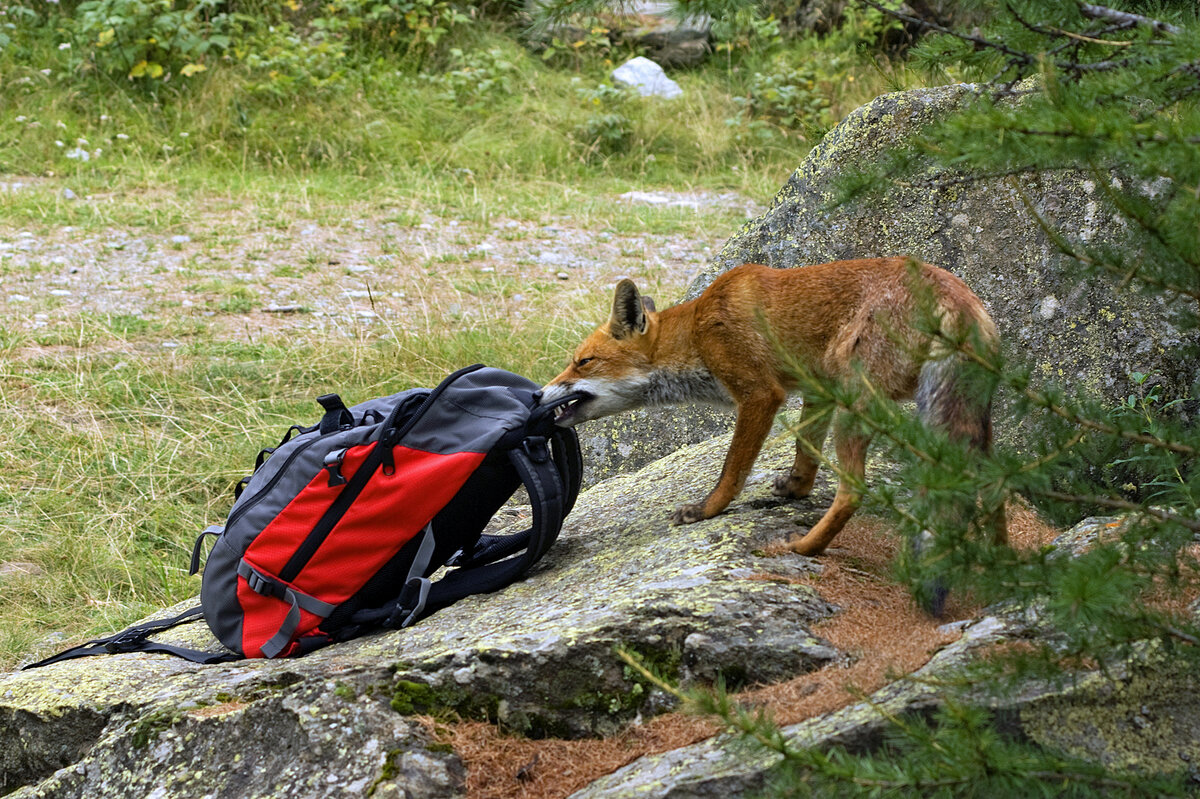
[414,437,566,621]
[354,430,571,631]
[21,606,238,669]
[448,426,582,569]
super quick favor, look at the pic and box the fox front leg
[670,387,783,525]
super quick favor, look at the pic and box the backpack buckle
[523,436,549,464]
[104,629,150,654]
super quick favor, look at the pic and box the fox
[538,257,1007,556]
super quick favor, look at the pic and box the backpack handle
[527,390,587,432]
[376,364,486,448]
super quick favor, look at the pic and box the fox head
[539,279,658,427]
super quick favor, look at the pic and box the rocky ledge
[2,433,843,798]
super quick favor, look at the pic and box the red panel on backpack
[295,447,485,604]
[244,443,377,574]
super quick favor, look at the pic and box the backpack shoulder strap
[448,416,582,571]
[22,606,239,669]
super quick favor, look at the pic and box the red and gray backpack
[28,365,582,667]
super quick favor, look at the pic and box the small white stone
[612,57,682,99]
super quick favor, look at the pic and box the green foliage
[841,2,1200,645]
[234,21,349,96]
[761,701,1191,797]
[310,0,471,63]
[573,81,635,159]
[424,46,521,107]
[737,57,832,132]
[710,7,783,56]
[538,19,614,69]
[69,0,231,82]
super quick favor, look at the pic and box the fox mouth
[550,392,592,426]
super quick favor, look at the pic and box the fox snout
[538,380,591,427]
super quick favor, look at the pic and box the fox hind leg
[772,411,870,555]
[773,397,833,499]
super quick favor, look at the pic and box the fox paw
[763,534,826,557]
[762,538,795,556]
[772,474,813,499]
[670,503,708,525]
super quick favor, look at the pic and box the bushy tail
[914,355,994,454]
[913,342,1007,616]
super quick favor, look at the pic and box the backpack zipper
[224,435,323,531]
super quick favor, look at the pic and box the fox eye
[576,357,594,368]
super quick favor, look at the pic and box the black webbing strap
[22,606,237,669]
[550,425,583,516]
[189,525,224,576]
[448,426,581,570]
[316,393,353,434]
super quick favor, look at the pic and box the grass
[0,12,957,667]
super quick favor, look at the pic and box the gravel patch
[1,190,764,347]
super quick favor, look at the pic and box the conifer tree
[625,2,1200,794]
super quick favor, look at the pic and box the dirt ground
[434,503,1062,799]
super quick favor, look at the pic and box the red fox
[539,258,1006,555]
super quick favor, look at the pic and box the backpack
[26,365,582,667]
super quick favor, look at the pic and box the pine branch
[1161,624,1200,647]
[860,0,1165,77]
[1008,177,1200,305]
[945,329,1197,459]
[858,0,1033,65]
[1017,430,1086,473]
[1078,3,1181,36]
[1031,488,1200,533]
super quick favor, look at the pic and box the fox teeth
[553,399,579,420]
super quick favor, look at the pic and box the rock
[612,57,683,100]
[528,0,711,68]
[2,690,464,799]
[0,562,43,579]
[573,405,734,486]
[2,434,840,796]
[688,83,1200,427]
[790,0,849,34]
[618,1,711,68]
[567,616,1018,799]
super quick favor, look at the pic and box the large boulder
[2,434,842,798]
[690,83,1198,418]
[575,405,733,486]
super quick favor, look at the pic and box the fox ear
[610,279,648,339]
[641,296,656,313]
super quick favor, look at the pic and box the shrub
[69,0,231,82]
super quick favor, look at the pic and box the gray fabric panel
[399,368,538,455]
[200,535,246,654]
[223,389,426,545]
